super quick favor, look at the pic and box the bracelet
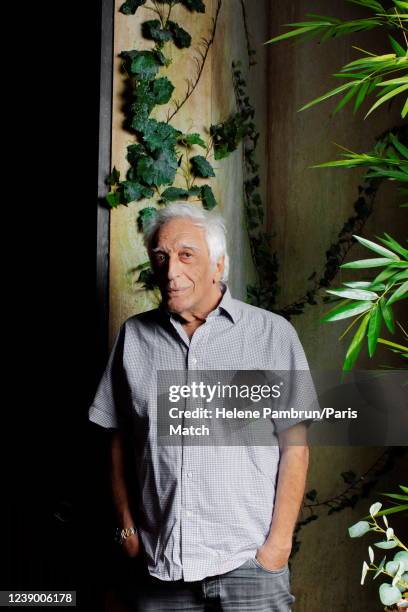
[115,526,137,545]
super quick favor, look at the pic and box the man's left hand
[255,543,291,571]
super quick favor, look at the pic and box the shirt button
[187,472,193,478]
[186,510,193,518]
[191,357,197,365]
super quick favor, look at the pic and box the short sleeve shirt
[89,284,315,581]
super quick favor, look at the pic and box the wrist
[115,526,138,545]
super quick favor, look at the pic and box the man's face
[151,217,223,315]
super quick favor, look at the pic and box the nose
[167,253,182,281]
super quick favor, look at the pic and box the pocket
[250,557,288,575]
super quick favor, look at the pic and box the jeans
[118,557,296,611]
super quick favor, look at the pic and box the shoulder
[233,298,298,338]
[122,308,162,333]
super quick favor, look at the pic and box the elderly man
[89,202,313,611]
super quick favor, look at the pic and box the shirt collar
[159,282,237,324]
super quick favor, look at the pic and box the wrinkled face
[150,217,223,315]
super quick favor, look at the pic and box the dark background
[6,1,117,609]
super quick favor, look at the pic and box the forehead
[154,217,207,249]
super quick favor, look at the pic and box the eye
[155,253,167,265]
[180,251,193,259]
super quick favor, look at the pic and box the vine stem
[166,0,222,122]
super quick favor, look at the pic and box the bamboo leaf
[377,338,408,352]
[321,300,373,323]
[380,299,395,333]
[341,258,396,269]
[386,280,408,306]
[353,234,401,260]
[402,96,408,118]
[266,25,322,44]
[354,79,371,112]
[377,234,408,260]
[388,35,406,57]
[389,134,408,160]
[299,81,360,112]
[368,304,382,357]
[327,288,378,300]
[365,83,408,118]
[343,312,370,371]
[381,493,408,501]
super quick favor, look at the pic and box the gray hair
[143,202,229,281]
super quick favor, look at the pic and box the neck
[172,284,223,335]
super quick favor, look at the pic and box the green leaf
[388,35,406,57]
[368,304,382,357]
[399,485,408,494]
[375,504,408,516]
[389,134,408,160]
[341,257,395,269]
[121,181,153,203]
[377,232,408,260]
[190,155,215,178]
[120,0,146,14]
[379,583,402,606]
[126,50,161,80]
[353,234,400,261]
[380,299,395,334]
[180,0,205,12]
[142,119,181,152]
[168,20,192,48]
[326,288,378,300]
[343,312,370,371]
[178,133,207,148]
[402,96,408,118]
[343,281,385,290]
[348,520,371,538]
[137,206,157,231]
[299,81,360,112]
[374,540,398,549]
[137,149,178,186]
[386,280,408,306]
[142,19,173,43]
[381,492,408,501]
[106,191,122,208]
[152,77,175,104]
[200,184,217,210]
[161,187,190,201]
[321,300,373,323]
[354,79,370,112]
[366,83,408,118]
[107,166,120,186]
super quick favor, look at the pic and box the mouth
[166,286,191,294]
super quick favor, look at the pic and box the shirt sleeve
[88,324,126,430]
[270,318,321,436]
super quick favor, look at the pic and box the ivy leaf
[142,119,181,153]
[190,155,215,178]
[122,181,154,203]
[161,187,190,201]
[178,133,206,148]
[200,184,217,210]
[180,0,205,12]
[137,206,157,231]
[126,144,145,165]
[119,0,146,14]
[152,77,174,104]
[142,19,173,44]
[121,50,161,80]
[168,20,192,48]
[106,191,122,208]
[188,186,201,195]
[107,166,120,186]
[138,267,157,291]
[137,149,178,186]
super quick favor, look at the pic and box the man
[89,202,314,611]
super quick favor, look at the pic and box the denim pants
[119,557,296,611]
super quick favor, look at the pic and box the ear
[213,256,225,283]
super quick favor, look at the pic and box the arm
[111,430,140,557]
[256,422,310,570]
